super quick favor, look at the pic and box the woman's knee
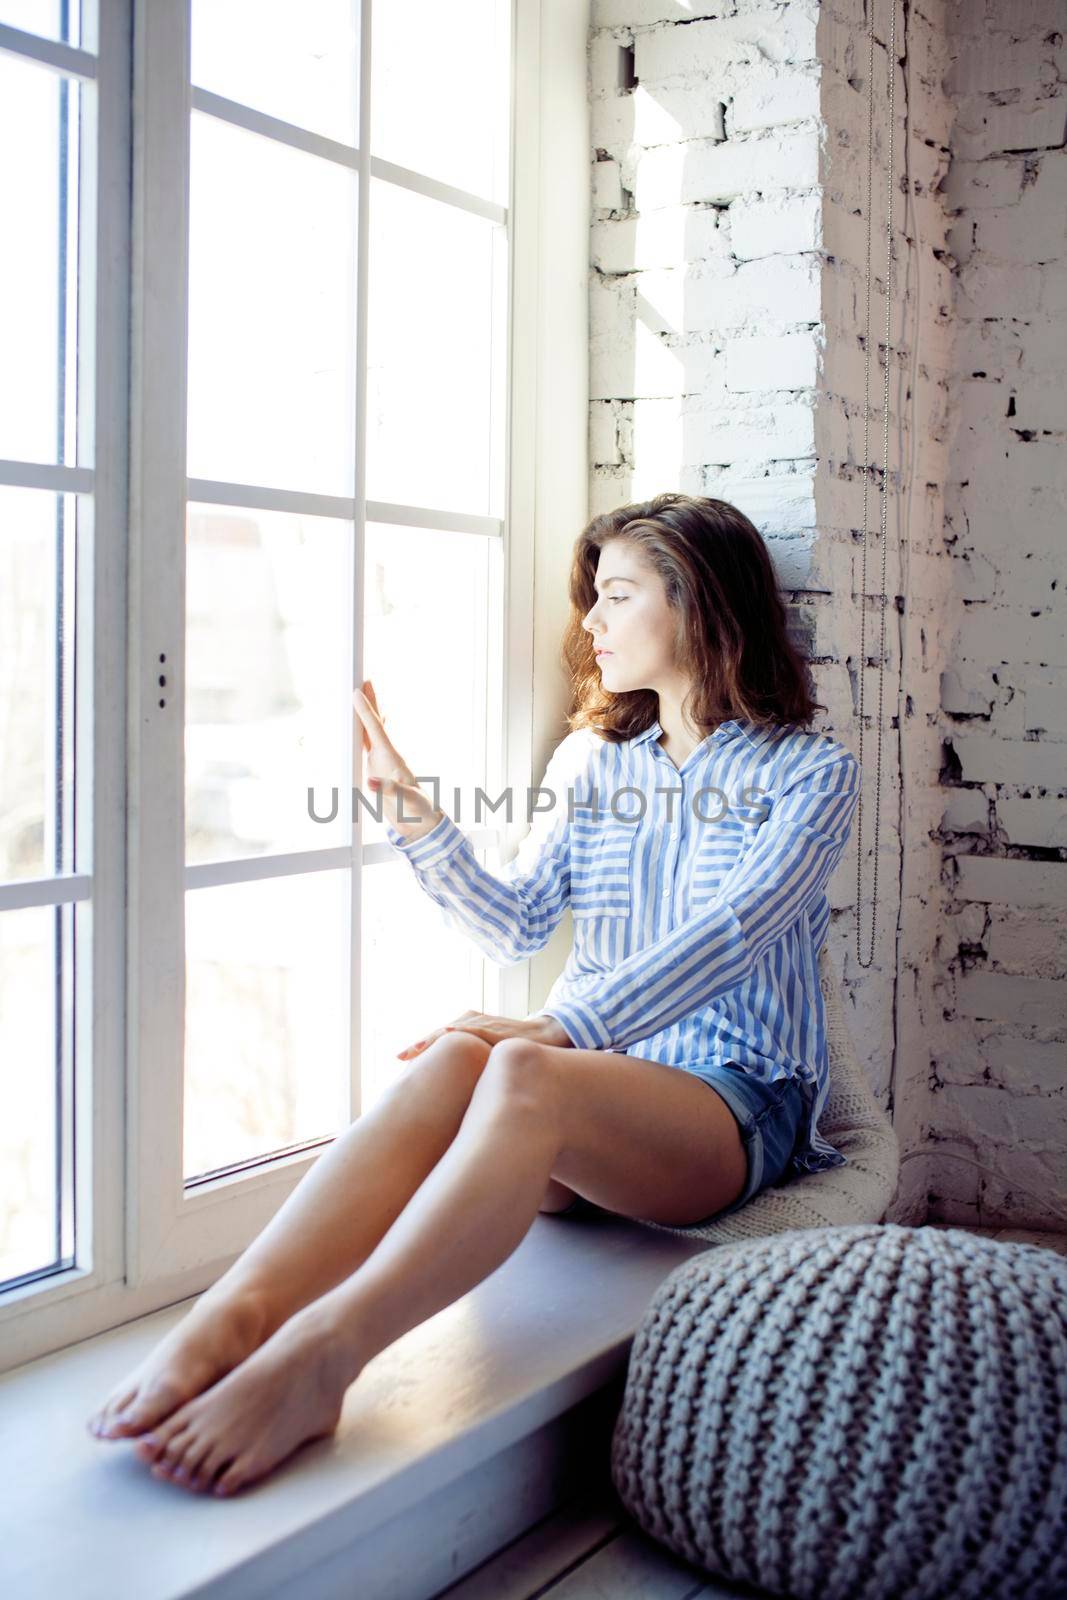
[396,1030,494,1105]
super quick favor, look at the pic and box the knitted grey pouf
[610,1223,1067,1600]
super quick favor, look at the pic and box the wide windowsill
[3,1208,708,1600]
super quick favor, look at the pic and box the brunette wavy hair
[561,492,823,744]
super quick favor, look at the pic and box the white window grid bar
[0,875,93,913]
[192,84,507,227]
[0,457,507,540]
[188,481,505,538]
[347,0,373,1207]
[0,458,95,493]
[0,822,504,915]
[0,20,96,78]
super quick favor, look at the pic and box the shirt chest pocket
[569,817,638,918]
[689,811,766,908]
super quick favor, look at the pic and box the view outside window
[180,2,510,1181]
[0,0,511,1282]
[0,1,82,48]
[0,20,82,1285]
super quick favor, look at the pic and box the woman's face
[580,539,679,693]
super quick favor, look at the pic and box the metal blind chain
[855,0,896,968]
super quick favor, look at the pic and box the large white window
[1,0,590,1371]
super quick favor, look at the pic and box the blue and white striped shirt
[385,716,862,1179]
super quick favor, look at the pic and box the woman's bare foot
[132,1303,358,1497]
[86,1282,277,1440]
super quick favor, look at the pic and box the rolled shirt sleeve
[536,748,862,1052]
[384,730,593,965]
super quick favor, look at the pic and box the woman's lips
[595,649,612,657]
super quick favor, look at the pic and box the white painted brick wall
[937,0,1067,1229]
[997,798,1067,848]
[725,330,819,391]
[588,0,1065,1230]
[813,0,950,1226]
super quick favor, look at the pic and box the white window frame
[0,0,590,1372]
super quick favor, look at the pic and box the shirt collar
[631,717,762,751]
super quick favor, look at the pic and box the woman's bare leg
[137,1040,565,1497]
[87,1032,494,1439]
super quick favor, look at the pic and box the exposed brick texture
[588,0,1065,1230]
[936,0,1066,1229]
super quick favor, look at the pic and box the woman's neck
[654,693,718,762]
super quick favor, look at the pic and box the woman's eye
[609,596,626,604]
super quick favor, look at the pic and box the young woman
[87,492,861,1498]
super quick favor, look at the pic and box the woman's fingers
[352,683,384,742]
[397,1011,482,1060]
[397,1033,435,1060]
[353,681,408,773]
[353,680,387,724]
[358,681,379,741]
[397,1025,454,1060]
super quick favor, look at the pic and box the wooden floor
[434,1227,1067,1600]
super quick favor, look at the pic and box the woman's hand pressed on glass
[352,678,443,839]
[353,681,576,1060]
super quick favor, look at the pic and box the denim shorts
[679,1061,811,1222]
[552,1059,809,1226]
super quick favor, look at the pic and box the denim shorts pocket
[751,1080,806,1190]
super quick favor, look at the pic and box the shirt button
[662,887,670,897]
[669,831,679,840]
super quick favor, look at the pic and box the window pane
[186,502,353,865]
[0,1,82,48]
[0,53,81,466]
[186,112,358,498]
[371,0,509,205]
[0,906,58,1285]
[361,521,493,849]
[191,0,360,148]
[184,872,351,1181]
[366,179,505,517]
[0,487,76,883]
[361,859,486,1114]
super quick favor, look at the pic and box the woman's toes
[173,1435,205,1485]
[134,1413,184,1465]
[196,1446,235,1495]
[87,1290,275,1446]
[99,1404,145,1438]
[214,1459,248,1497]
[98,1411,135,1439]
[181,1441,212,1491]
[160,1431,194,1478]
[111,1380,186,1437]
[88,1390,137,1436]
